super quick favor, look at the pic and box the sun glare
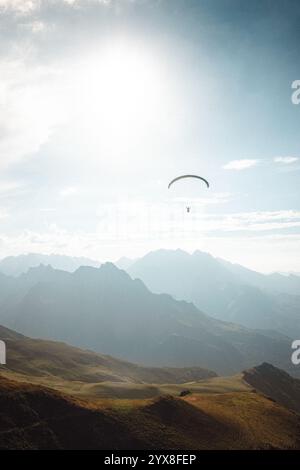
[73,40,167,155]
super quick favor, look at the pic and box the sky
[0,0,300,272]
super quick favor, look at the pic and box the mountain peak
[243,363,300,414]
[74,262,132,284]
[100,262,131,279]
[100,262,121,271]
[0,253,101,276]
[20,263,55,279]
[246,362,292,380]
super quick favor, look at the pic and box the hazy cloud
[274,156,299,164]
[0,209,300,271]
[223,159,259,171]
[60,186,79,197]
[0,57,68,169]
[215,210,300,232]
[0,0,114,15]
[0,180,23,195]
[0,209,8,219]
[173,192,233,206]
[0,0,39,14]
[21,20,47,33]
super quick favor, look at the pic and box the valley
[0,262,297,377]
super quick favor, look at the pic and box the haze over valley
[0,251,298,377]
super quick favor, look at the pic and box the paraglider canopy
[168,174,210,189]
[168,175,210,213]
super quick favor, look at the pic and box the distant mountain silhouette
[128,249,300,336]
[0,263,295,376]
[219,258,300,295]
[0,253,101,276]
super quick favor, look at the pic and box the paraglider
[168,174,210,189]
[168,174,210,212]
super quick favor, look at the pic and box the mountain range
[2,250,299,337]
[0,263,296,376]
[0,253,101,276]
[127,249,300,337]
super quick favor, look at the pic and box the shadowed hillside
[0,374,139,450]
[243,363,300,414]
[0,325,216,385]
[1,374,300,450]
[1,327,300,450]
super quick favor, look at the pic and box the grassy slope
[1,374,300,450]
[0,371,249,399]
[1,324,250,401]
[2,326,300,450]
[0,324,216,385]
[1,323,256,400]
[243,363,300,414]
[182,392,300,449]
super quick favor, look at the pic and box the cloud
[223,156,299,171]
[0,0,112,14]
[0,0,39,14]
[189,210,300,234]
[274,156,299,164]
[92,205,300,239]
[22,20,47,33]
[223,159,259,170]
[197,233,300,274]
[0,213,300,272]
[60,186,79,197]
[0,209,9,219]
[173,192,233,206]
[216,210,300,232]
[0,181,22,193]
[0,57,68,169]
